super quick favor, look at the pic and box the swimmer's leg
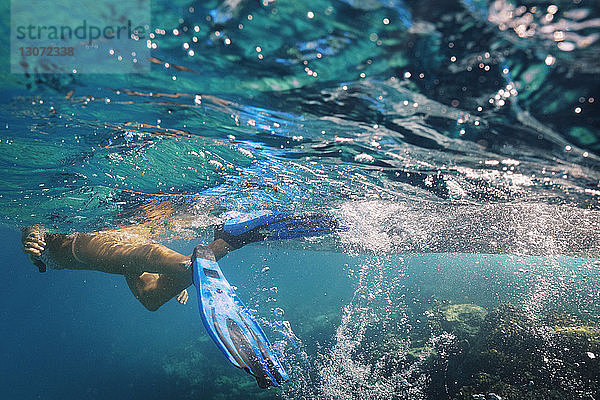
[22,228,195,310]
[125,272,191,311]
[73,231,192,276]
[123,239,234,311]
[67,231,197,310]
[22,228,234,311]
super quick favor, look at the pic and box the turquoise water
[1,0,600,399]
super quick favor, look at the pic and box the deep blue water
[2,0,600,398]
[1,224,357,399]
[3,220,599,399]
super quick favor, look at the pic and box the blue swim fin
[215,210,341,249]
[191,245,289,388]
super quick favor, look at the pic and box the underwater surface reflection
[1,0,599,399]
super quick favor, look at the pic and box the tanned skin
[22,227,235,311]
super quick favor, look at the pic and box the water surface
[1,0,599,399]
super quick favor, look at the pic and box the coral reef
[426,303,600,400]
[374,302,599,400]
[161,337,279,400]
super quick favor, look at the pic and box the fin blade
[222,210,341,241]
[192,251,289,388]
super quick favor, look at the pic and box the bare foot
[176,289,189,305]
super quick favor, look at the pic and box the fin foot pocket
[215,209,342,249]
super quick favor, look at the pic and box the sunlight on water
[1,0,599,399]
